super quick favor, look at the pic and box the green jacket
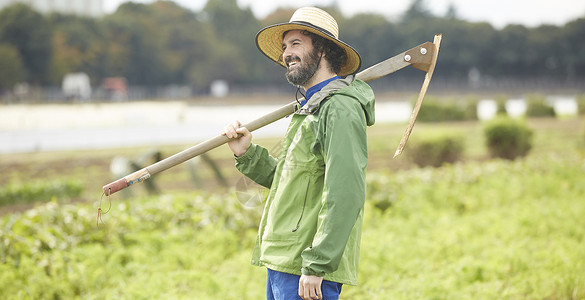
[235,75,375,285]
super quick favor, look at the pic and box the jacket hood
[297,75,375,126]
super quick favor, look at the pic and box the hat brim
[256,22,362,77]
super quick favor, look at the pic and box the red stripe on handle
[103,178,129,196]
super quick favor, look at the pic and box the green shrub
[406,134,465,167]
[415,96,480,122]
[525,94,555,117]
[494,94,508,116]
[577,94,585,115]
[583,121,585,148]
[0,180,84,206]
[366,173,397,213]
[484,117,533,160]
[416,97,467,122]
[462,96,479,120]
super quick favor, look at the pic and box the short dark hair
[282,30,347,74]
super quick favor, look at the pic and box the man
[223,7,375,300]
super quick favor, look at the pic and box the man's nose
[282,48,293,63]
[282,53,290,64]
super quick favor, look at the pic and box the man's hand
[298,274,323,300]
[222,120,252,157]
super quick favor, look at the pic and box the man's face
[282,30,320,87]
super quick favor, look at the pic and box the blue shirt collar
[300,76,341,107]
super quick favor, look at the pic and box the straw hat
[255,7,361,77]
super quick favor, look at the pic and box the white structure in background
[62,72,92,101]
[210,80,229,98]
[506,99,527,118]
[477,99,498,120]
[478,99,529,120]
[549,96,578,116]
[477,96,578,120]
[0,0,103,17]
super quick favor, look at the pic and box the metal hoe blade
[393,34,443,158]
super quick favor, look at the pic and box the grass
[354,153,585,299]
[1,114,584,299]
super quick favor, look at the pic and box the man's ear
[318,47,326,59]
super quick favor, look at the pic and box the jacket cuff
[234,143,256,162]
[301,267,326,277]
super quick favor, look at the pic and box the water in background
[0,96,578,154]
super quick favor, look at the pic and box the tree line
[0,0,584,93]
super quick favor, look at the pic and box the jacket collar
[296,75,355,115]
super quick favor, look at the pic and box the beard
[285,49,321,87]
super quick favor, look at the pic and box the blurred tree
[103,2,170,85]
[563,18,585,80]
[148,1,219,89]
[0,44,25,91]
[495,24,531,77]
[0,3,52,84]
[341,13,404,69]
[400,0,437,52]
[527,25,564,78]
[431,19,497,78]
[202,0,263,84]
[48,14,108,84]
[149,1,200,83]
[445,4,458,20]
[261,7,296,27]
[402,0,434,23]
[0,0,583,91]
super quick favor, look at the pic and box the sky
[103,0,585,29]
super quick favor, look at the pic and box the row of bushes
[416,94,585,122]
[415,98,478,122]
[406,117,534,167]
[0,180,83,206]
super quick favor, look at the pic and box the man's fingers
[299,278,308,300]
[222,120,243,138]
[298,281,302,298]
[225,127,249,140]
[235,126,250,136]
[299,276,323,300]
[315,286,323,300]
[302,286,310,300]
[310,284,322,300]
[309,287,317,299]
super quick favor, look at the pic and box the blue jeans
[266,268,343,300]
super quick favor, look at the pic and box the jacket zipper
[292,180,311,232]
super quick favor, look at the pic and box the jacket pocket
[262,172,312,242]
[292,180,311,232]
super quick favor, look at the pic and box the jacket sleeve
[235,143,277,188]
[300,96,368,276]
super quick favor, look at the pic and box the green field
[1,116,584,299]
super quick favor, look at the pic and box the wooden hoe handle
[102,34,442,196]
